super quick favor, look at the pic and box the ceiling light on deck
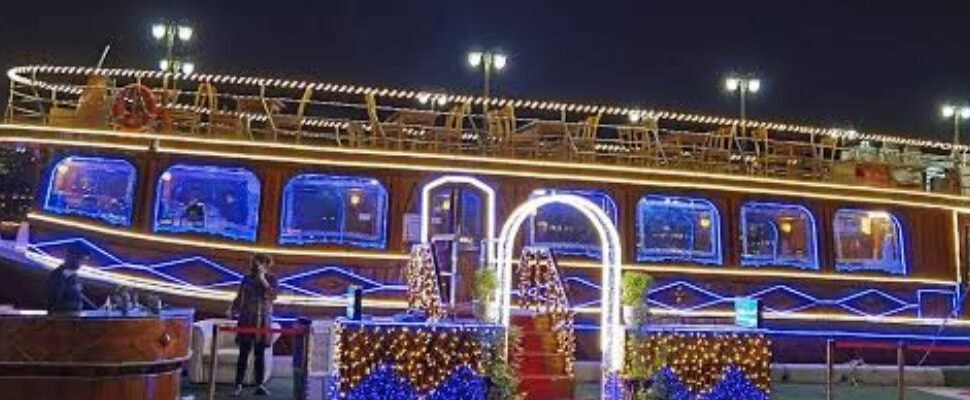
[725,77,740,92]
[177,26,193,42]
[158,59,170,72]
[180,62,195,75]
[747,79,761,93]
[942,105,956,118]
[151,24,167,40]
[492,53,508,70]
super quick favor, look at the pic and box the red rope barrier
[834,341,898,351]
[218,325,307,335]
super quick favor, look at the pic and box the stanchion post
[897,341,906,400]
[826,339,834,400]
[206,324,220,400]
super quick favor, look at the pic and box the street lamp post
[467,50,507,111]
[152,21,194,74]
[724,76,761,136]
[941,104,970,155]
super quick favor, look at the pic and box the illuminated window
[154,165,261,242]
[428,186,484,243]
[740,202,819,270]
[636,195,721,265]
[528,189,618,258]
[834,209,906,275]
[280,174,387,249]
[43,156,136,226]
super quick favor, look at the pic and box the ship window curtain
[527,189,618,258]
[44,156,136,227]
[279,174,388,249]
[636,195,722,265]
[740,202,819,270]
[154,164,261,242]
[833,209,906,275]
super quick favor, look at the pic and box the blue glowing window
[154,165,261,242]
[528,189,618,258]
[43,156,136,226]
[740,202,819,270]
[428,186,484,242]
[280,174,387,249]
[834,209,906,275]
[636,195,721,265]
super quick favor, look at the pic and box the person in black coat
[46,246,93,314]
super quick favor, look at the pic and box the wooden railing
[4,66,965,194]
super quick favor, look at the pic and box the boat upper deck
[3,65,968,200]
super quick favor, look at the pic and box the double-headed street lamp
[941,103,970,153]
[467,50,507,100]
[724,76,761,135]
[152,21,195,74]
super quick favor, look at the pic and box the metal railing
[4,66,965,194]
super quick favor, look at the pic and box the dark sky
[3,0,970,141]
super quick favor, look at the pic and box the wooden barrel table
[0,309,194,400]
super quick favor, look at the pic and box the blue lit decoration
[740,202,819,270]
[280,174,387,249]
[43,156,136,227]
[833,209,906,275]
[649,366,768,400]
[428,185,484,243]
[26,236,405,298]
[528,189,618,258]
[341,364,486,400]
[636,195,722,265]
[153,164,261,242]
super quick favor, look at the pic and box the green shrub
[621,272,655,307]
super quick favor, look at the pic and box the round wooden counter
[0,309,194,400]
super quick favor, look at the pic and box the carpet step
[519,374,575,400]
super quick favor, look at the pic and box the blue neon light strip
[740,202,819,270]
[636,194,723,265]
[279,174,388,249]
[43,156,136,227]
[834,209,907,275]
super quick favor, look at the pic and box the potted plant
[621,272,654,325]
[473,268,499,322]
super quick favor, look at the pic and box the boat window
[740,202,819,270]
[154,164,261,242]
[636,195,721,265]
[44,156,136,226]
[528,189,618,258]
[834,209,906,275]
[280,174,387,249]
[428,186,484,243]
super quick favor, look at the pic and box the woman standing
[229,253,279,397]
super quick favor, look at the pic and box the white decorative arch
[420,175,496,265]
[495,194,623,399]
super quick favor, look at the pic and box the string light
[516,247,576,375]
[405,244,444,320]
[9,64,969,152]
[626,332,771,398]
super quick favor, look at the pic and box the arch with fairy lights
[420,175,496,265]
[495,194,623,400]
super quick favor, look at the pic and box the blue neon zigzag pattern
[26,236,955,320]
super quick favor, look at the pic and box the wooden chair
[441,102,471,152]
[751,127,799,176]
[486,104,522,156]
[701,126,735,171]
[568,113,602,162]
[814,135,841,179]
[272,87,313,144]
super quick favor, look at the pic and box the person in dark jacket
[46,246,92,314]
[229,253,279,397]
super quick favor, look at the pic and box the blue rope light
[636,195,723,265]
[43,156,136,227]
[153,164,261,242]
[740,202,819,270]
[280,174,388,249]
[651,366,767,400]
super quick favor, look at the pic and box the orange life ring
[112,84,159,131]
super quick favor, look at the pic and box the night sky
[2,0,970,141]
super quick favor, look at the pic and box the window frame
[740,202,819,270]
[635,194,723,265]
[153,164,262,242]
[279,174,388,249]
[43,156,137,227]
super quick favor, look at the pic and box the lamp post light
[724,76,761,135]
[467,50,507,103]
[152,21,195,74]
[941,103,970,154]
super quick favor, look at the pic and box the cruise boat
[2,64,969,365]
